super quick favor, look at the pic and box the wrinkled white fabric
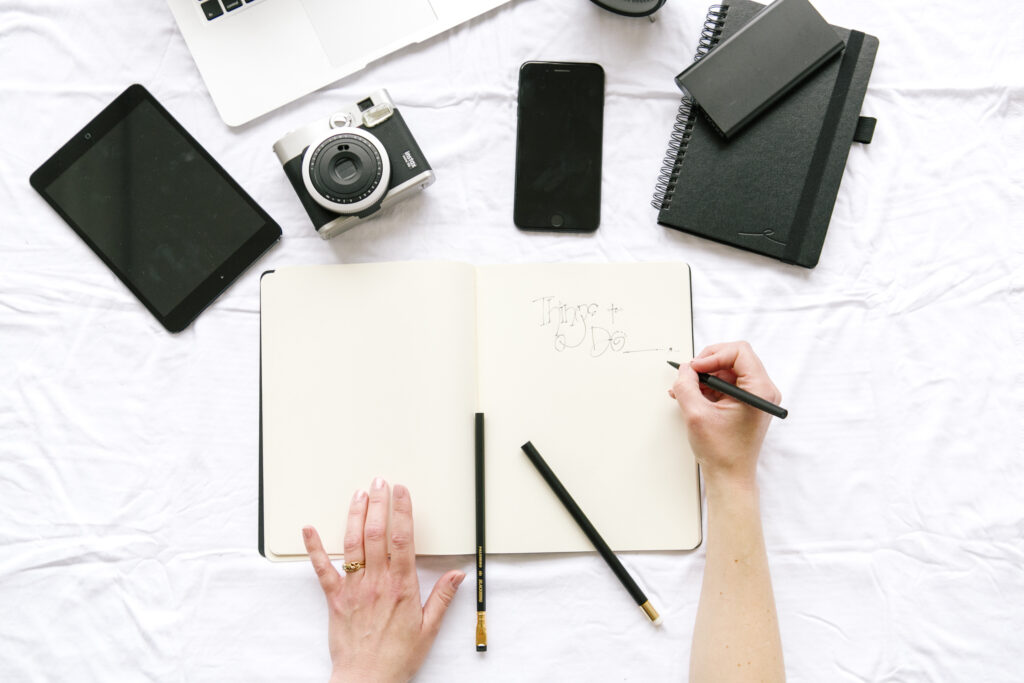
[1,1,1023,681]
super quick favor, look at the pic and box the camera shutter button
[330,113,354,128]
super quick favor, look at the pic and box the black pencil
[475,413,487,652]
[520,441,662,626]
[667,360,788,419]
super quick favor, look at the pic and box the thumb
[422,570,465,637]
[671,362,707,418]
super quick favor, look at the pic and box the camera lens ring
[301,127,391,215]
[310,135,381,201]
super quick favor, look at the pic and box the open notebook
[259,262,701,560]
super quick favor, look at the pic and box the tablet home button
[550,214,564,228]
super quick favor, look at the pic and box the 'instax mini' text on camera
[272,90,435,239]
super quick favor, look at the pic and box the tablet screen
[32,85,281,331]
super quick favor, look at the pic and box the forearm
[690,471,784,683]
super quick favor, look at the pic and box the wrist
[329,668,387,683]
[330,666,404,683]
[701,463,759,498]
[702,466,763,540]
[329,670,353,683]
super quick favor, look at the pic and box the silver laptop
[167,0,510,126]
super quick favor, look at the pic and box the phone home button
[550,213,564,228]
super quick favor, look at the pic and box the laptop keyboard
[199,0,260,21]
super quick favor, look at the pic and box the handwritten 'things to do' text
[532,296,628,357]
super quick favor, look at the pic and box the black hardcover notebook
[653,1,879,268]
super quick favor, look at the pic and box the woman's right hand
[669,341,781,488]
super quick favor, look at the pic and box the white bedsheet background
[1,1,1022,680]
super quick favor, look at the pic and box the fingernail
[373,477,386,490]
[302,526,312,540]
[452,573,466,588]
[393,484,407,499]
[353,489,367,503]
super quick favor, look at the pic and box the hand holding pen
[669,342,783,487]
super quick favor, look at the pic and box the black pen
[667,360,788,419]
[475,413,487,652]
[521,441,662,626]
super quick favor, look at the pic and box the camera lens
[332,157,359,185]
[307,133,384,206]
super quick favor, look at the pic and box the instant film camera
[273,90,435,239]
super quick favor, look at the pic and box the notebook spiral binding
[651,4,729,211]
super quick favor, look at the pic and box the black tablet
[30,84,282,332]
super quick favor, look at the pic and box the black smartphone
[514,61,604,232]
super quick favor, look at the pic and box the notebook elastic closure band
[783,30,866,265]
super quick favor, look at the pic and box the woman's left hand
[303,478,465,683]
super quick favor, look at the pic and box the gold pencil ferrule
[640,600,661,624]
[475,611,487,651]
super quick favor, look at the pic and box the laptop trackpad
[301,0,438,68]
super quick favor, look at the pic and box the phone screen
[514,62,604,232]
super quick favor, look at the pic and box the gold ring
[342,560,365,574]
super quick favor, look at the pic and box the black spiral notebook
[653,1,879,268]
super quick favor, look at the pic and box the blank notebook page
[260,262,477,559]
